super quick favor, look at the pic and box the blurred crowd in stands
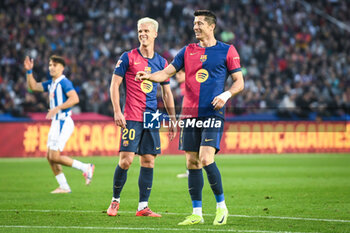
[1,0,349,120]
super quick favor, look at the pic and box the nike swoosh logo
[218,215,226,224]
[156,147,160,150]
[134,62,141,65]
[205,138,213,142]
[191,220,198,223]
[190,52,198,55]
[147,187,152,190]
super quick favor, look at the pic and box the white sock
[138,201,148,211]
[72,160,88,173]
[217,200,227,209]
[193,207,202,217]
[112,197,120,203]
[55,173,70,190]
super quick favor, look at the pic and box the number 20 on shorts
[122,128,135,140]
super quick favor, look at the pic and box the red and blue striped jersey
[114,48,169,122]
[171,41,241,119]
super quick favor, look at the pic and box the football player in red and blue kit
[136,10,244,225]
[107,17,176,218]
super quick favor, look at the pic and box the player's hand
[135,71,150,81]
[24,56,34,71]
[211,96,226,110]
[212,91,232,110]
[46,107,59,119]
[168,121,177,141]
[114,112,127,129]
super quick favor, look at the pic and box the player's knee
[46,152,56,163]
[187,157,201,169]
[51,156,60,163]
[48,152,60,163]
[200,156,214,167]
[119,158,133,169]
[140,157,154,168]
[200,158,210,166]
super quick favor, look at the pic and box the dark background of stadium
[0,0,349,121]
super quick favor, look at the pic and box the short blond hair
[137,17,159,32]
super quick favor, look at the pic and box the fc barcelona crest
[200,55,207,62]
[123,140,129,147]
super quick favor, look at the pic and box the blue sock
[113,165,128,199]
[203,162,225,203]
[138,167,153,202]
[188,169,204,208]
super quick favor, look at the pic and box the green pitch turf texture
[0,154,349,233]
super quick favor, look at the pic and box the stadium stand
[0,0,349,121]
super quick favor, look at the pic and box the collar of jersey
[52,75,65,84]
[196,41,219,49]
[137,48,155,60]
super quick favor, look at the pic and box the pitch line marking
[0,225,316,233]
[1,209,349,223]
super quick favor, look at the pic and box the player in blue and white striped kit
[24,55,95,194]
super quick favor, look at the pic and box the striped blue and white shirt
[42,75,74,120]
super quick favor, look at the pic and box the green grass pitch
[0,154,349,233]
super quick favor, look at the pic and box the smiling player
[107,17,176,218]
[136,10,244,225]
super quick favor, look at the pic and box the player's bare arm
[46,90,79,119]
[161,84,177,141]
[110,74,126,129]
[135,64,176,82]
[24,56,44,92]
[212,71,244,110]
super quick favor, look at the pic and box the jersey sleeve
[113,52,129,78]
[170,46,187,72]
[226,45,242,74]
[41,80,51,92]
[60,79,75,93]
[160,59,170,85]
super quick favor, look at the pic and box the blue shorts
[120,120,161,155]
[179,117,224,153]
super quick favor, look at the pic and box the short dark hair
[50,55,65,67]
[194,10,217,26]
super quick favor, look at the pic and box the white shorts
[47,117,74,152]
